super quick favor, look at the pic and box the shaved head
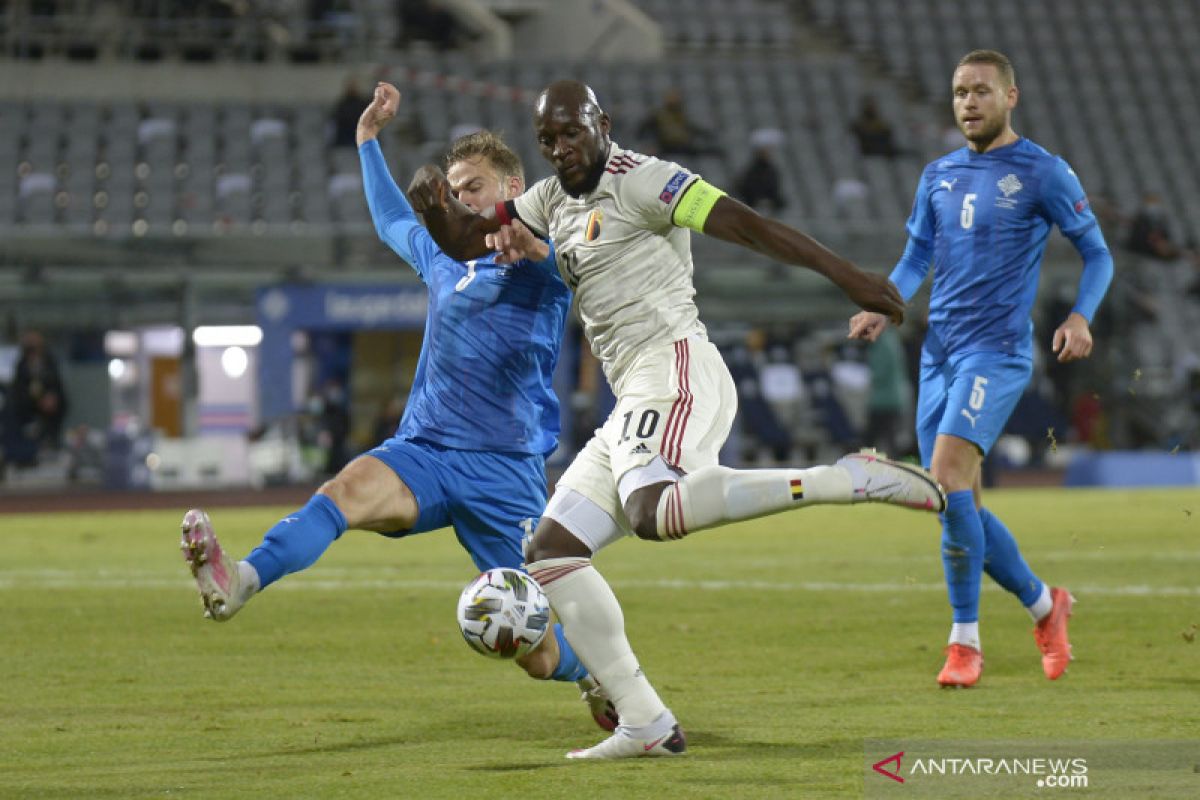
[533,80,612,196]
[536,80,605,120]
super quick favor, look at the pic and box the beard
[959,115,1007,149]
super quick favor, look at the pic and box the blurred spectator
[396,0,471,49]
[12,330,67,457]
[734,128,787,213]
[372,395,404,443]
[864,326,911,458]
[850,97,898,157]
[726,331,791,463]
[832,176,869,218]
[637,87,718,161]
[1186,241,1200,299]
[758,338,804,446]
[330,77,369,149]
[319,380,350,475]
[1126,191,1179,261]
[1086,190,1126,243]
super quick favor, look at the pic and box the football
[456,568,551,659]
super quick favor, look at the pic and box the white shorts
[553,335,738,539]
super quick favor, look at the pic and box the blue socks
[941,490,985,623]
[979,506,1044,607]
[245,494,348,590]
[549,623,589,682]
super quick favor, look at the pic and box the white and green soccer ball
[456,568,551,659]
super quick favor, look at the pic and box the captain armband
[672,179,726,233]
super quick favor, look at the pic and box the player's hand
[408,166,451,215]
[848,311,890,342]
[842,272,905,326]
[1052,312,1093,362]
[487,220,549,264]
[356,82,401,146]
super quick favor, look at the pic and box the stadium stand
[0,0,1196,474]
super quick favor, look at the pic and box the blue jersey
[359,140,571,455]
[895,138,1101,361]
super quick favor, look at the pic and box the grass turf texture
[1,488,1197,798]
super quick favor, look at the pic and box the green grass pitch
[1,488,1197,798]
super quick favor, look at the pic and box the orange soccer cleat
[937,643,983,688]
[1034,587,1075,680]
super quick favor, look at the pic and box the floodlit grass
[1,488,1197,798]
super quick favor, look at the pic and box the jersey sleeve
[521,241,561,280]
[509,177,555,238]
[889,165,936,301]
[1040,157,1098,239]
[359,139,438,280]
[1041,158,1113,322]
[621,158,703,231]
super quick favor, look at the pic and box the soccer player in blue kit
[849,50,1114,687]
[180,82,618,729]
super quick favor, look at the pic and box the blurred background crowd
[1,0,1196,491]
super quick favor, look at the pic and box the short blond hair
[957,49,1016,87]
[443,130,524,182]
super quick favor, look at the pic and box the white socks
[235,561,261,606]
[655,464,852,539]
[949,622,981,651]
[947,584,1052,649]
[528,557,666,729]
[1026,584,1053,622]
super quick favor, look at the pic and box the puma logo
[960,408,979,428]
[940,178,958,192]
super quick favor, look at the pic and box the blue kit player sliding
[180,82,618,730]
[849,50,1113,687]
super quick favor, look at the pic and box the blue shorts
[365,436,547,572]
[915,351,1032,466]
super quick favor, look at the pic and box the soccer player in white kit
[411,81,946,759]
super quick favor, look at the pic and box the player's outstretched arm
[408,166,501,261]
[702,195,905,325]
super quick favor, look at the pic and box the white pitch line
[0,571,1196,597]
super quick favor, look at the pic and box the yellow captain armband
[672,179,726,233]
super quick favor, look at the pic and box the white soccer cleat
[577,676,620,732]
[180,508,250,621]
[566,719,687,760]
[837,448,947,512]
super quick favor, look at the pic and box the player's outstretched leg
[180,509,259,621]
[1033,587,1075,680]
[648,449,945,540]
[836,449,947,511]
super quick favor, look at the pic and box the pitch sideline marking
[0,570,1197,597]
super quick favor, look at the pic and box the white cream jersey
[511,143,707,382]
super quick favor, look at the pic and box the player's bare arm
[701,195,906,325]
[488,220,549,264]
[356,82,400,147]
[408,166,502,261]
[1051,312,1093,363]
